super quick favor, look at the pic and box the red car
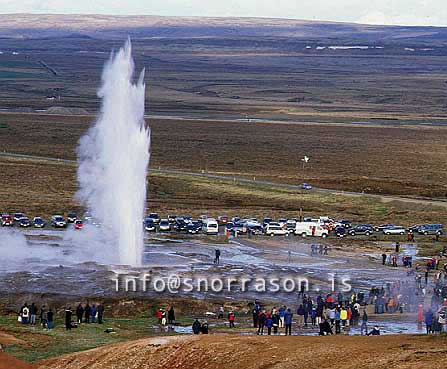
[74,220,83,230]
[1,215,12,226]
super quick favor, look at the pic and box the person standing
[310,307,317,327]
[214,249,221,265]
[76,303,84,324]
[395,241,400,253]
[29,303,38,326]
[84,303,92,324]
[335,308,341,334]
[65,307,72,331]
[168,306,175,325]
[257,311,266,335]
[252,306,259,328]
[265,314,273,335]
[218,306,224,319]
[360,309,368,335]
[382,253,387,266]
[279,305,286,328]
[91,305,97,323]
[284,308,293,336]
[228,311,235,328]
[97,304,104,324]
[272,310,280,334]
[340,307,348,328]
[21,304,30,325]
[297,304,305,327]
[192,318,201,334]
[47,308,54,330]
[40,305,47,329]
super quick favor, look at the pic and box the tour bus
[294,222,329,237]
[202,218,219,235]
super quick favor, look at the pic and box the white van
[202,218,219,235]
[294,222,328,237]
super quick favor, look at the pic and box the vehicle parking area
[1,210,443,240]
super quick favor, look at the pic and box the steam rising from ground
[75,40,150,266]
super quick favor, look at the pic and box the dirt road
[1,151,446,208]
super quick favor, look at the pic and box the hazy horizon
[0,0,445,27]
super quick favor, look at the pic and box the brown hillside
[39,334,447,369]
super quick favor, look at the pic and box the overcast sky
[0,0,445,27]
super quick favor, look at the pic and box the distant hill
[1,14,447,43]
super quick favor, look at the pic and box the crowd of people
[250,294,379,336]
[18,302,105,331]
[66,303,105,330]
[156,306,176,325]
[19,303,54,329]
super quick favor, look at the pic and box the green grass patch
[0,315,193,363]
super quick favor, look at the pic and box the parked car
[51,215,67,228]
[13,213,24,222]
[217,216,229,225]
[174,218,188,232]
[277,218,288,228]
[33,217,45,228]
[19,217,31,227]
[335,220,352,229]
[231,221,247,235]
[407,224,422,233]
[67,213,77,223]
[148,213,160,224]
[247,224,264,235]
[74,220,84,230]
[159,219,171,232]
[186,221,202,234]
[202,218,219,235]
[383,226,406,235]
[168,214,177,223]
[334,226,346,237]
[263,218,273,227]
[417,224,443,236]
[1,215,13,226]
[374,224,395,232]
[199,215,208,223]
[294,222,329,238]
[144,218,156,232]
[348,224,374,236]
[301,183,312,190]
[265,223,289,236]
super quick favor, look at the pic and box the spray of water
[76,39,150,266]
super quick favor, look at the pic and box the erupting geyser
[76,39,150,266]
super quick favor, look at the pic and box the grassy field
[1,155,446,227]
[1,112,447,199]
[0,315,194,362]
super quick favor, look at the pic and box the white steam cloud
[75,39,150,266]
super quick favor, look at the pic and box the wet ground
[0,227,424,335]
